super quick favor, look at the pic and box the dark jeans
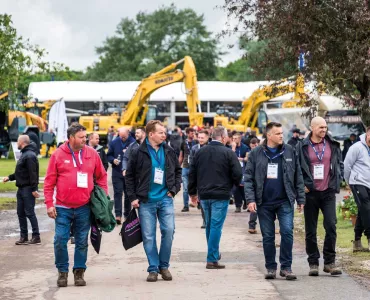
[350,185,370,240]
[233,185,246,208]
[304,189,337,265]
[112,176,131,218]
[257,201,294,271]
[249,212,258,229]
[16,186,40,238]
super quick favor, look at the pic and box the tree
[217,40,295,81]
[84,4,221,81]
[222,0,370,122]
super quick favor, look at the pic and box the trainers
[28,236,41,245]
[15,237,28,245]
[353,240,369,253]
[147,272,158,282]
[308,264,319,276]
[73,269,86,286]
[181,206,189,212]
[235,207,241,213]
[248,229,257,234]
[323,263,342,276]
[57,272,68,287]
[265,269,276,279]
[206,262,225,269]
[159,269,173,281]
[280,269,297,280]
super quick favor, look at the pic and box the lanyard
[309,139,326,162]
[68,144,83,170]
[236,146,241,157]
[148,145,163,166]
[263,148,284,162]
[186,140,194,151]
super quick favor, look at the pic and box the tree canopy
[222,0,370,121]
[84,4,221,81]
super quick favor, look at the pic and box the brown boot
[206,262,225,269]
[147,272,158,282]
[73,269,86,286]
[323,263,342,276]
[353,240,369,253]
[57,272,68,287]
[159,269,173,281]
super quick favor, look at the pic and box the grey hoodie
[344,133,370,189]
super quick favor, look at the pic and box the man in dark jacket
[287,128,302,148]
[297,116,343,277]
[3,135,41,245]
[188,126,242,270]
[26,130,40,155]
[342,133,357,161]
[126,120,181,283]
[244,122,305,280]
[122,127,146,175]
[107,127,135,223]
[88,132,108,171]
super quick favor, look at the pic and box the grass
[0,158,49,192]
[0,197,16,209]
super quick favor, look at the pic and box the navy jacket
[107,136,135,178]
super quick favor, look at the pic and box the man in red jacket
[44,123,108,288]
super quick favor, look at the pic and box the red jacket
[44,142,108,209]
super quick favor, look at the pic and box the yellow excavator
[214,74,305,133]
[79,56,203,142]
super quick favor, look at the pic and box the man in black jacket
[3,135,41,245]
[126,120,181,283]
[297,116,343,277]
[88,132,108,171]
[244,122,305,280]
[188,126,242,270]
[287,128,302,148]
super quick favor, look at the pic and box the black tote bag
[120,209,143,250]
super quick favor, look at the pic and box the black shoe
[28,236,41,245]
[181,206,189,212]
[116,217,122,225]
[242,202,247,210]
[15,237,28,245]
[201,223,206,229]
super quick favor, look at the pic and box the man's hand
[32,191,40,198]
[113,159,119,165]
[304,186,310,193]
[297,204,305,213]
[238,157,244,162]
[122,170,126,177]
[132,199,140,208]
[47,207,57,219]
[190,195,198,205]
[167,192,174,198]
[2,177,9,183]
[231,142,237,150]
[247,202,257,213]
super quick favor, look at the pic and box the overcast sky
[3,0,243,71]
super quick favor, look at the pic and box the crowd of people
[4,116,370,288]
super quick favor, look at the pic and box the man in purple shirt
[297,117,344,277]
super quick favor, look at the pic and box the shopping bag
[90,217,102,254]
[120,209,142,250]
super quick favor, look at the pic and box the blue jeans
[138,197,175,273]
[257,201,294,271]
[182,168,189,207]
[200,199,229,262]
[54,204,91,272]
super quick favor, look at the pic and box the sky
[2,0,243,71]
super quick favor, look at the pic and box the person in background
[44,129,56,158]
[168,127,183,157]
[107,126,115,144]
[88,132,108,171]
[342,133,358,161]
[122,127,146,176]
[287,128,302,148]
[26,130,40,155]
[247,138,259,234]
[107,127,135,224]
[3,135,41,245]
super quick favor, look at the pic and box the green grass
[0,197,16,209]
[0,158,49,192]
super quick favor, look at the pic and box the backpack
[90,185,116,232]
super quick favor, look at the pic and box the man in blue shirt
[107,127,135,224]
[126,120,182,282]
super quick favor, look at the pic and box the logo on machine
[155,76,174,85]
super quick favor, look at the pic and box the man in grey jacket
[344,127,370,252]
[122,127,146,176]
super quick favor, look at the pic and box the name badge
[154,168,164,185]
[314,164,324,180]
[77,172,88,188]
[240,161,244,167]
[267,163,278,179]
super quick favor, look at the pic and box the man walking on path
[3,135,41,245]
[244,122,305,280]
[88,132,108,171]
[179,127,197,212]
[126,120,181,282]
[344,127,370,252]
[44,123,108,287]
[122,127,146,176]
[247,138,259,234]
[188,126,242,269]
[107,127,135,224]
[297,116,343,276]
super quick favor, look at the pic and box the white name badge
[240,161,244,167]
[267,163,278,179]
[314,164,324,180]
[154,168,164,185]
[77,172,88,188]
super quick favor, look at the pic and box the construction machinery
[79,56,203,143]
[214,74,305,133]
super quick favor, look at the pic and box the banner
[48,99,68,144]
